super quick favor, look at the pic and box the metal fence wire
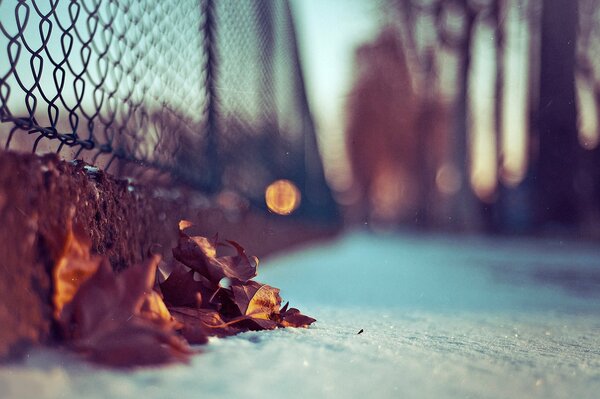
[0,0,337,220]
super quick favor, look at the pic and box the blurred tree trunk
[487,0,506,232]
[493,0,505,170]
[594,88,600,217]
[535,0,579,228]
[451,2,479,230]
[414,49,436,228]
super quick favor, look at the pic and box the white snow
[2,231,600,398]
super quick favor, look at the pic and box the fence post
[202,0,222,193]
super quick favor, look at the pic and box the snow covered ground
[2,231,600,398]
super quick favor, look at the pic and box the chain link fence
[0,0,336,220]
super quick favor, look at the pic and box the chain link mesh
[0,0,336,219]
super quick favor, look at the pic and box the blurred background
[1,0,599,247]
[293,0,600,238]
[2,2,600,394]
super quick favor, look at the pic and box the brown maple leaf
[170,221,315,332]
[140,290,178,326]
[231,281,282,320]
[173,221,257,284]
[46,215,316,368]
[49,216,317,368]
[159,261,215,308]
[46,216,104,318]
[217,239,259,283]
[278,302,316,328]
[206,285,242,317]
[80,317,191,367]
[229,283,315,329]
[58,255,191,366]
[169,307,236,342]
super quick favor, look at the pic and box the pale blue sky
[290,0,381,190]
[289,0,537,198]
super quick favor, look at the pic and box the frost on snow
[2,231,600,398]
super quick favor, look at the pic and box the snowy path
[2,232,600,398]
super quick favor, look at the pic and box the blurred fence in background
[0,0,336,220]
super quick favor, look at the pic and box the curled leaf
[207,286,241,317]
[279,307,316,328]
[169,221,315,335]
[172,222,257,283]
[78,317,192,368]
[49,217,316,368]
[170,307,235,342]
[215,240,259,283]
[172,234,218,279]
[58,255,191,366]
[140,290,177,326]
[159,261,214,307]
[59,257,119,339]
[50,219,103,318]
[233,316,278,331]
[232,281,281,320]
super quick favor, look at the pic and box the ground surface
[0,152,186,359]
[2,231,600,398]
[0,150,337,359]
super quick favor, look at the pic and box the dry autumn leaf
[206,285,242,317]
[232,281,281,320]
[172,223,218,278]
[58,255,191,366]
[80,318,191,367]
[216,240,259,283]
[169,307,236,342]
[160,261,214,308]
[140,290,177,326]
[49,218,104,318]
[48,216,315,368]
[279,307,316,328]
[168,221,315,334]
[173,221,257,283]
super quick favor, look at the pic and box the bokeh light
[265,179,301,215]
